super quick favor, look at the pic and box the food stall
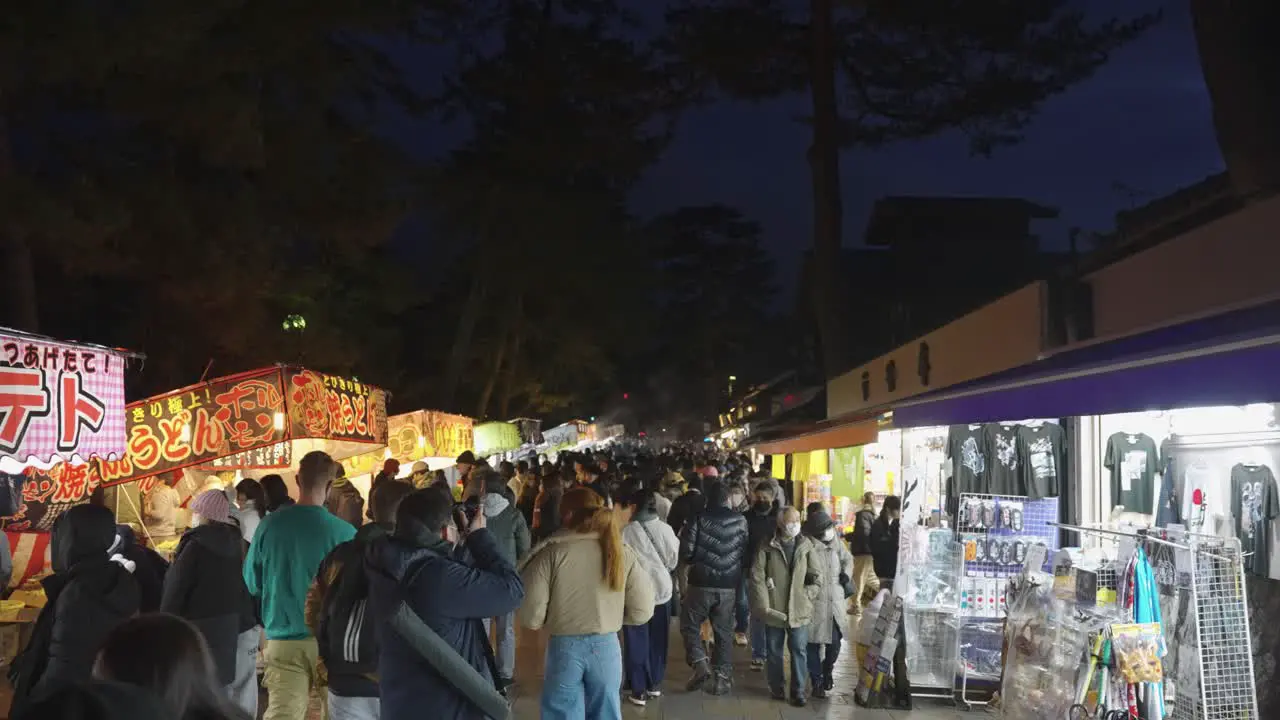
[92,366,388,552]
[0,328,136,675]
[341,409,474,497]
[474,421,522,463]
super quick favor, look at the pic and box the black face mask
[752,501,771,513]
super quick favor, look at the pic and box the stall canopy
[475,421,522,456]
[342,409,473,479]
[750,413,882,456]
[894,298,1280,427]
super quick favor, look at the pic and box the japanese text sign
[0,332,126,464]
[285,369,388,444]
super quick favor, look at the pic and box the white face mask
[822,528,835,542]
[190,513,203,526]
[782,522,801,539]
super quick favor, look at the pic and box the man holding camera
[366,486,525,720]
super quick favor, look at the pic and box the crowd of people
[3,443,904,720]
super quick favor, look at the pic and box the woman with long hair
[519,487,655,720]
[94,612,249,720]
[258,475,294,514]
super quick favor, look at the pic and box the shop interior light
[272,411,286,431]
[179,423,192,443]
[418,435,427,449]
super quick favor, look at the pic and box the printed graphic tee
[1016,423,1065,500]
[1180,464,1214,530]
[982,424,1023,496]
[947,424,987,496]
[1230,463,1278,577]
[1104,432,1159,515]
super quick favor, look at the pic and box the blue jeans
[807,623,842,687]
[735,576,750,632]
[542,634,623,720]
[621,603,670,696]
[749,613,768,662]
[765,625,808,699]
[482,611,517,680]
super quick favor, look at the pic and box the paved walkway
[506,623,975,720]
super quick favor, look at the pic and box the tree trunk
[476,293,520,419]
[0,113,39,332]
[1191,0,1280,199]
[808,0,848,379]
[441,273,487,410]
[498,293,525,419]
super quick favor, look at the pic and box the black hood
[178,520,243,558]
[13,681,169,720]
[42,555,140,619]
[50,504,116,573]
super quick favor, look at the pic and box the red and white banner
[0,332,127,466]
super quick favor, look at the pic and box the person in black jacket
[844,491,880,616]
[869,495,901,586]
[679,481,748,695]
[9,505,140,716]
[742,481,779,668]
[309,479,415,719]
[160,490,259,718]
[108,524,167,612]
[666,476,706,538]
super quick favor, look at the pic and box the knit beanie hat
[190,489,231,524]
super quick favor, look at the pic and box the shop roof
[892,297,1280,427]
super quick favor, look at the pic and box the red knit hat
[383,459,401,475]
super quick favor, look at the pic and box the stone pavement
[505,623,976,720]
[292,620,979,719]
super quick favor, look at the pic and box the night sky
[632,0,1222,297]
[388,1,1222,301]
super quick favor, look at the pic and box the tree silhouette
[665,0,1158,377]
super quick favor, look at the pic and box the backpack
[317,540,380,679]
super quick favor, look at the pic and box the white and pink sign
[0,331,127,467]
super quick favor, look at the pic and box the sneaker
[708,676,732,696]
[627,695,647,707]
[645,689,662,698]
[823,675,834,692]
[734,632,748,647]
[685,660,712,692]
[812,687,828,700]
[750,659,765,671]
[790,697,808,708]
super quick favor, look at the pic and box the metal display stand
[1040,522,1259,720]
[954,492,1060,710]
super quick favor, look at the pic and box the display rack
[1035,523,1259,720]
[954,492,1060,709]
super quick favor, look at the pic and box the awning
[751,415,881,455]
[894,299,1280,427]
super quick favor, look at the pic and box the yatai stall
[341,409,474,497]
[95,365,388,550]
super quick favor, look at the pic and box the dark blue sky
[386,1,1222,301]
[631,0,1222,296]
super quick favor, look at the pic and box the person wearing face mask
[477,468,531,692]
[742,482,780,669]
[870,495,902,586]
[801,506,853,699]
[749,507,816,707]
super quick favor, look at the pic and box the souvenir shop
[879,312,1277,719]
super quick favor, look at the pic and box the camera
[454,498,481,527]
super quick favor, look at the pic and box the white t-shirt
[1182,465,1213,524]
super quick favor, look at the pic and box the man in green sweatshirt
[244,451,356,720]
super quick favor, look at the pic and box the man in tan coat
[749,507,817,707]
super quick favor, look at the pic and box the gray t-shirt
[1104,433,1159,515]
[1230,463,1278,577]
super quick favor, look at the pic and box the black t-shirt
[982,423,1023,496]
[946,425,987,512]
[1104,432,1159,514]
[1230,463,1279,577]
[1016,423,1065,500]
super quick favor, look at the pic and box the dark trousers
[807,623,842,686]
[765,625,808,699]
[622,603,670,695]
[735,576,750,633]
[681,586,735,673]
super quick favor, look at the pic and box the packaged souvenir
[1111,623,1164,684]
[981,499,997,530]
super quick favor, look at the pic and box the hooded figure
[801,507,853,698]
[476,468,532,689]
[325,463,364,527]
[9,505,140,715]
[160,490,259,689]
[108,524,167,612]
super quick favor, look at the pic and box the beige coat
[749,534,819,629]
[806,536,854,644]
[144,484,180,538]
[518,530,655,636]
